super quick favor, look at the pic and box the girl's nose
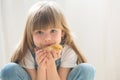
[44,34,51,42]
[44,38,50,42]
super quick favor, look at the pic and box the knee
[0,63,21,78]
[77,63,96,76]
[67,63,96,80]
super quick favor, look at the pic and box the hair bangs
[33,6,62,31]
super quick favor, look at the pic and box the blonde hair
[11,0,87,64]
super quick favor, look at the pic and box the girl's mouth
[44,43,56,47]
[45,44,52,47]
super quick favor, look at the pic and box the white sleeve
[60,45,77,68]
[19,50,35,69]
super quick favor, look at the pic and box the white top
[20,45,77,69]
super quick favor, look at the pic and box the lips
[45,44,52,46]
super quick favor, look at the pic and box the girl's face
[33,27,64,48]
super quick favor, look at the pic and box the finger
[51,50,58,59]
[35,49,46,58]
[34,48,42,55]
[57,50,61,58]
[39,57,47,69]
[36,50,46,59]
[38,52,47,64]
[46,51,53,59]
[34,47,40,52]
[52,50,61,60]
[41,57,47,65]
[36,51,44,61]
[35,50,46,64]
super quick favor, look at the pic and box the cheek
[33,36,42,47]
[53,34,62,43]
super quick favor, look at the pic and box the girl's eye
[37,31,43,34]
[51,29,57,33]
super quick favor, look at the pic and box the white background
[0,0,120,80]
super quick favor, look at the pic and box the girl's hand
[46,51,56,68]
[34,48,47,69]
[51,50,61,61]
[45,50,61,68]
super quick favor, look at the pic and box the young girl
[0,1,95,80]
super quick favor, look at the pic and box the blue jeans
[0,63,31,80]
[0,62,95,80]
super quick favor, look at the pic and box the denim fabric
[0,60,95,80]
[55,58,61,70]
[0,63,31,80]
[67,63,96,80]
[0,59,61,80]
